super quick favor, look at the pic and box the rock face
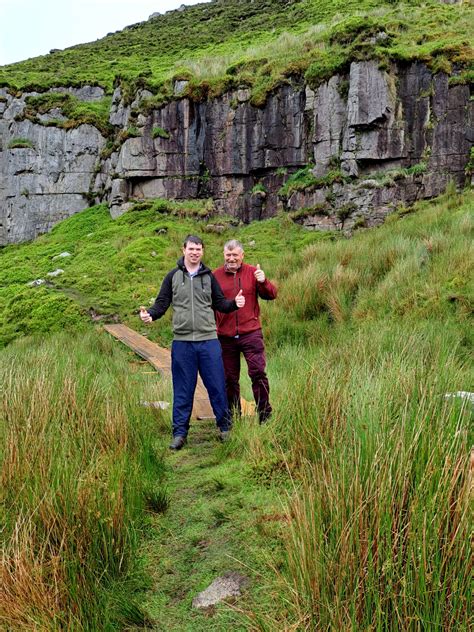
[0,61,472,244]
[0,86,106,244]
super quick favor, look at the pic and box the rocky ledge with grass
[1,59,472,245]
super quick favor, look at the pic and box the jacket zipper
[190,274,195,341]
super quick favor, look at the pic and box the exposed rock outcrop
[0,87,106,243]
[0,61,472,245]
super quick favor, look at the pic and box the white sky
[0,0,206,66]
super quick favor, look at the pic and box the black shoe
[219,430,231,442]
[169,436,187,450]
[259,413,272,425]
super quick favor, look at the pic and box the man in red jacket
[213,239,277,424]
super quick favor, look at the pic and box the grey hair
[224,239,244,251]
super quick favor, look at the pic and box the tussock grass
[268,322,472,629]
[1,188,472,627]
[264,189,473,348]
[0,331,168,630]
[176,25,328,82]
[246,189,474,629]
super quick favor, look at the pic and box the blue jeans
[171,339,231,437]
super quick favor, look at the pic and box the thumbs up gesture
[139,305,152,324]
[254,263,265,283]
[235,289,245,308]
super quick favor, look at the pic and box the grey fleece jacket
[147,257,238,341]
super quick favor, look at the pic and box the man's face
[183,241,203,267]
[224,247,244,272]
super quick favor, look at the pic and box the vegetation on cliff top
[0,0,472,106]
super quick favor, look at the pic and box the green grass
[278,165,347,198]
[264,318,472,629]
[0,330,169,630]
[0,198,328,348]
[22,93,113,136]
[254,188,473,628]
[0,1,471,108]
[152,126,171,140]
[7,137,35,149]
[263,186,473,350]
[137,420,288,630]
[1,187,472,629]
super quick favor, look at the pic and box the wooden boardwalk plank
[104,324,215,419]
[104,324,171,372]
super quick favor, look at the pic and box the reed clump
[0,331,166,630]
[265,308,472,629]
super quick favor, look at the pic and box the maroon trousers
[218,329,272,423]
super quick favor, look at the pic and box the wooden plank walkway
[103,323,255,419]
[104,324,172,375]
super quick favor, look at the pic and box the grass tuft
[0,331,168,629]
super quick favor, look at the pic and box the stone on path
[192,572,249,609]
[140,400,170,410]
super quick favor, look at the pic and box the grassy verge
[0,330,169,630]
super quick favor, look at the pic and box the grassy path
[135,418,288,631]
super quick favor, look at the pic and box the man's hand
[139,305,153,324]
[254,263,265,283]
[235,289,245,308]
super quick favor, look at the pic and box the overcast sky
[0,0,207,66]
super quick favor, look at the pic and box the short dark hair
[183,234,204,247]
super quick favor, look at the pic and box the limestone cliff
[1,61,472,245]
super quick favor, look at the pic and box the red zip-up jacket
[213,263,277,337]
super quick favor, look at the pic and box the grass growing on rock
[22,93,113,135]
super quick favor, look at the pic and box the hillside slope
[0,0,472,245]
[1,0,471,94]
[1,188,472,629]
[1,188,472,349]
